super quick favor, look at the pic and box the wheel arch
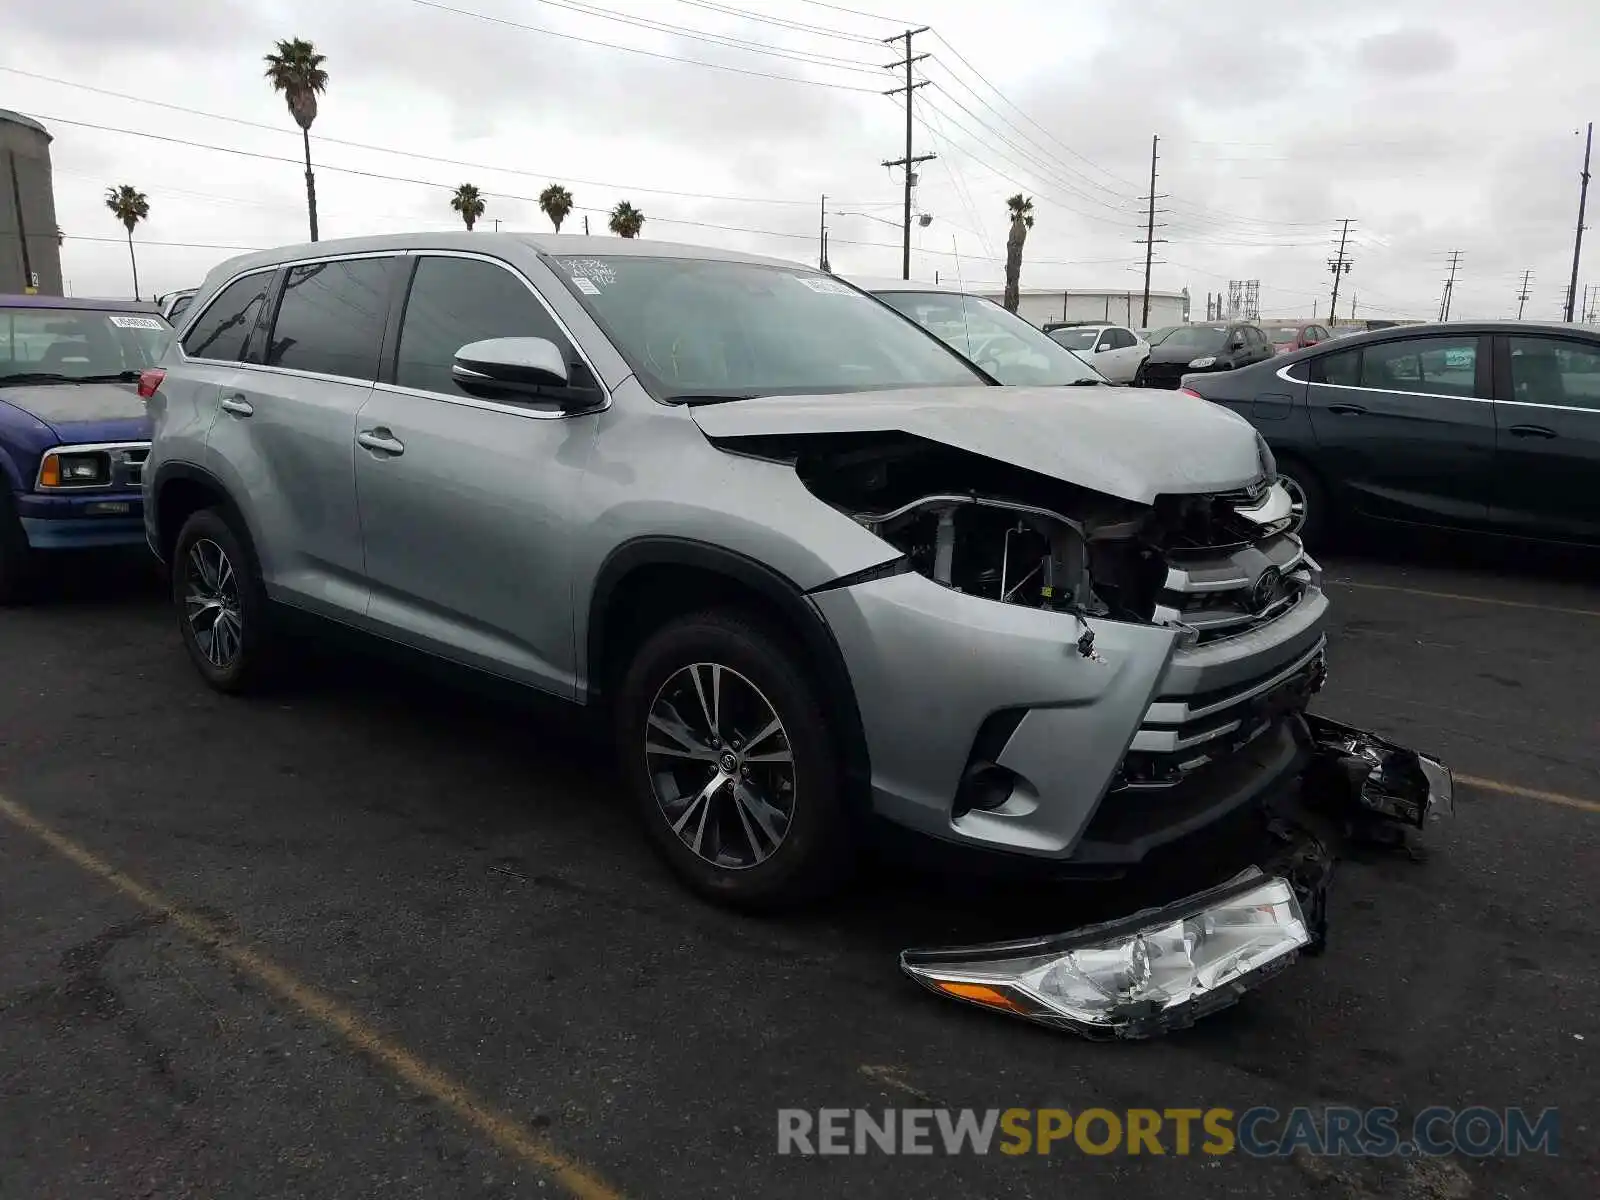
[586,537,871,801]
[150,461,263,571]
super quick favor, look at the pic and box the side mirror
[1096,342,1112,353]
[1229,338,1246,351]
[452,337,584,406]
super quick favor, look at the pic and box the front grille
[1121,638,1326,789]
[1142,362,1191,389]
[120,447,150,488]
[1153,531,1314,645]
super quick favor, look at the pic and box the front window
[0,307,172,384]
[1156,325,1229,353]
[1047,327,1099,351]
[551,256,985,401]
[876,292,1107,386]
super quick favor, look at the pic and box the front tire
[614,610,855,910]
[171,508,273,693]
[0,489,35,605]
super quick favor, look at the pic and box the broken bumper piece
[902,716,1454,1039]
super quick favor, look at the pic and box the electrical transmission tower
[881,27,935,281]
[1244,280,1260,321]
[1439,250,1464,321]
[1516,269,1534,319]
[1327,218,1355,321]
[1225,280,1243,319]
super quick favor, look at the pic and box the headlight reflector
[901,868,1310,1038]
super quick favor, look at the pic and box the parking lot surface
[2,538,1595,1199]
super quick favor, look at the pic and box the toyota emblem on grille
[1249,567,1285,613]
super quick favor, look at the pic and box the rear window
[1047,328,1098,351]
[183,272,274,363]
[0,306,171,382]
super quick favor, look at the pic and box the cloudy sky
[7,0,1598,321]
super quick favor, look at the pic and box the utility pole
[1350,294,1357,320]
[1516,269,1534,319]
[882,27,934,280]
[491,218,502,232]
[1136,134,1168,326]
[819,193,829,272]
[1439,250,1464,321]
[583,214,590,236]
[1565,121,1592,322]
[1327,218,1354,323]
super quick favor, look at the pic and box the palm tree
[104,185,149,299]
[1002,194,1035,314]
[264,38,329,242]
[608,201,644,239]
[450,184,486,231]
[539,183,574,233]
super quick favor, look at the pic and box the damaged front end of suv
[692,386,1451,1037]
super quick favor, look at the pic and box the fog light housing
[901,868,1309,1039]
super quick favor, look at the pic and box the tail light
[137,368,165,399]
[1177,387,1205,400]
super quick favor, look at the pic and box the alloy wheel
[1278,473,1309,534]
[644,662,796,870]
[183,538,243,669]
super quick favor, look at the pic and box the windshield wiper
[0,370,140,386]
[1065,378,1112,386]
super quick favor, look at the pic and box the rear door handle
[1326,403,1367,416]
[357,429,406,456]
[1508,424,1557,439]
[219,395,254,417]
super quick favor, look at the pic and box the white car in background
[853,277,1114,389]
[1041,323,1151,385]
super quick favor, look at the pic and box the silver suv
[144,233,1327,908]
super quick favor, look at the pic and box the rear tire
[614,609,855,910]
[0,489,35,605]
[171,507,274,694]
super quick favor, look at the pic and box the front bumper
[812,568,1328,865]
[15,491,148,550]
[902,716,1453,1038]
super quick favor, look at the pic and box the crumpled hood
[689,385,1264,504]
[0,382,148,433]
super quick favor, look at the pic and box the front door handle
[357,429,406,456]
[219,395,254,417]
[1326,403,1367,416]
[1508,424,1557,439]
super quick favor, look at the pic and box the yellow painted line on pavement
[0,792,625,1200]
[1327,578,1600,620]
[1456,774,1600,815]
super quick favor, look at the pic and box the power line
[665,0,882,44]
[793,0,914,23]
[506,0,887,72]
[0,70,876,208]
[403,0,882,92]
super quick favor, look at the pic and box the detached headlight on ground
[901,868,1310,1039]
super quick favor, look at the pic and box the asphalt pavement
[1,534,1595,1199]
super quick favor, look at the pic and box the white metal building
[969,286,1190,330]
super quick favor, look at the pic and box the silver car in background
[144,232,1345,913]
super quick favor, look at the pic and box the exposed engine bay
[722,431,1299,635]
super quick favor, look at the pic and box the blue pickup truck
[0,295,173,601]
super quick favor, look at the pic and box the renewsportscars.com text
[776,1106,1560,1158]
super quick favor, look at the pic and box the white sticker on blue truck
[108,315,166,329]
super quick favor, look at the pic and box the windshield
[1046,327,1100,351]
[1155,325,1228,352]
[550,256,986,400]
[1145,325,1181,346]
[874,291,1106,386]
[0,307,172,384]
